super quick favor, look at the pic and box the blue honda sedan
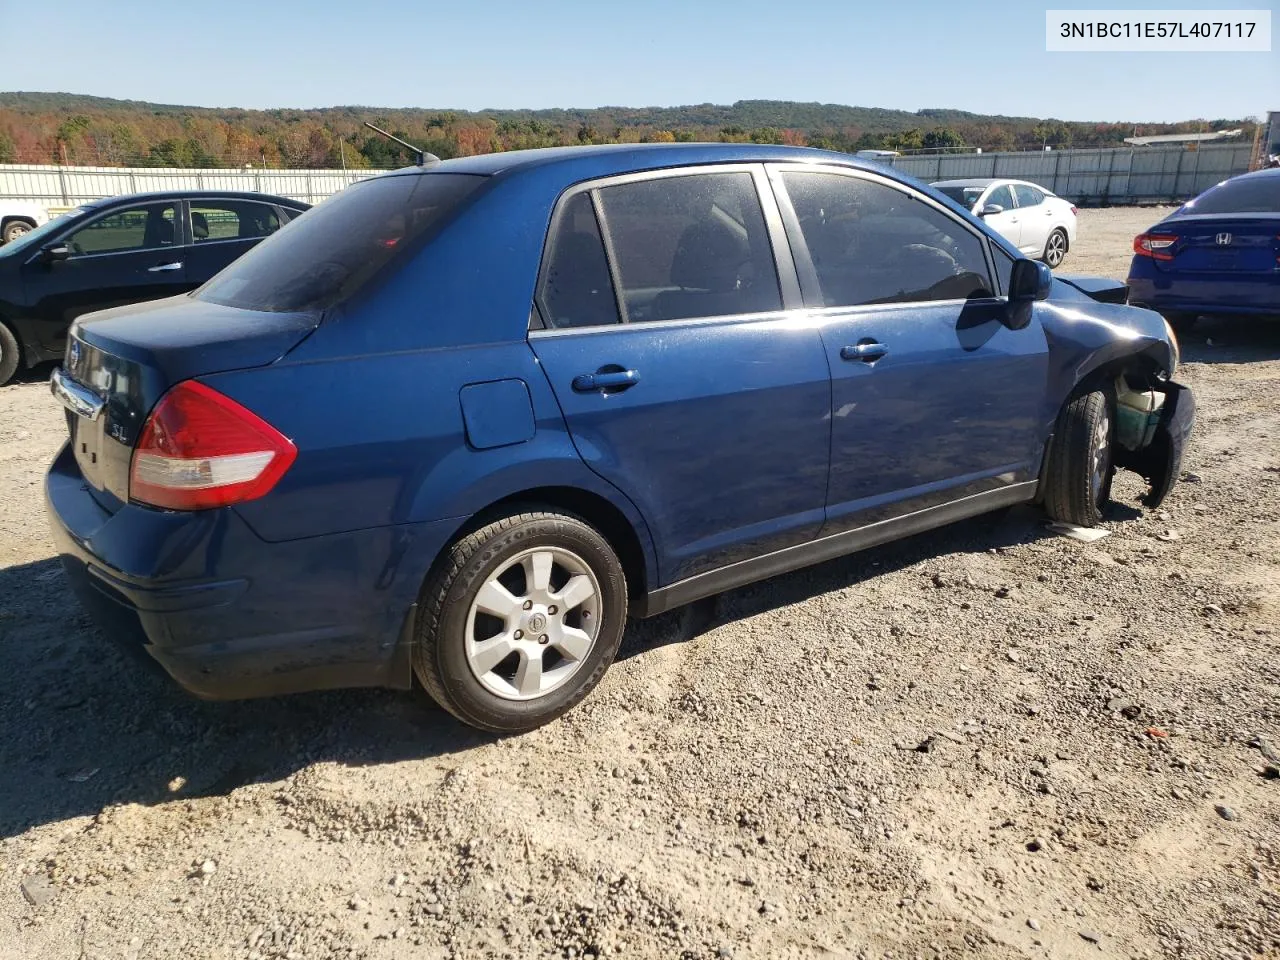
[1127,167,1280,331]
[45,144,1192,732]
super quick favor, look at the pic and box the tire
[413,510,628,734]
[1163,311,1198,334]
[1042,387,1115,527]
[2,219,35,245]
[0,322,20,386]
[1042,228,1068,268]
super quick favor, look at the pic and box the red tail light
[1070,205,1078,216]
[129,380,296,510]
[1134,233,1178,261]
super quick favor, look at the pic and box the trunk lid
[1150,215,1280,274]
[54,295,318,511]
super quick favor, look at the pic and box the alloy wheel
[464,546,602,701]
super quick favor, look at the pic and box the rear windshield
[1179,175,1280,215]
[934,185,983,209]
[195,172,486,312]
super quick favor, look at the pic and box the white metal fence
[0,143,1258,212]
[0,164,375,209]
[888,143,1255,203]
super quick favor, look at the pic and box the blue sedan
[45,143,1192,732]
[1127,167,1280,331]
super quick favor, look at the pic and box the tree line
[0,93,1258,168]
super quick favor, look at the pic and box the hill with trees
[0,92,1258,169]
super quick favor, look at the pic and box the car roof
[380,142,881,179]
[82,190,309,209]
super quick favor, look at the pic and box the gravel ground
[2,206,1278,960]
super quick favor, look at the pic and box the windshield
[196,172,487,313]
[0,207,89,257]
[934,186,984,209]
[1178,175,1280,215]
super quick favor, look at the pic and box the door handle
[572,369,640,392]
[147,261,183,273]
[840,342,888,363]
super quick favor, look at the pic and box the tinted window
[1181,175,1280,214]
[196,173,485,313]
[1013,184,1044,207]
[597,172,781,323]
[65,203,177,256]
[190,200,280,242]
[984,184,1016,211]
[539,192,619,329]
[781,172,995,307]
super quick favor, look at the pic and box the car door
[19,200,185,355]
[768,165,1050,532]
[1012,183,1050,255]
[182,198,285,283]
[978,183,1022,250]
[528,166,832,585]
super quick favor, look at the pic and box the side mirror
[1008,258,1053,302]
[41,243,71,263]
[978,204,1004,217]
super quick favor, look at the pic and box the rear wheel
[1042,387,1114,527]
[0,323,20,386]
[414,510,628,734]
[2,219,35,245]
[1042,228,1068,268]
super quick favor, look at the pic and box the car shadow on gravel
[617,502,1076,659]
[0,500,1129,839]
[1178,316,1280,365]
[9,360,57,385]
[0,557,493,840]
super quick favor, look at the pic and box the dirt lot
[2,206,1278,960]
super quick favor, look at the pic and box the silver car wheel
[1090,407,1111,503]
[464,546,602,701]
[1044,230,1067,267]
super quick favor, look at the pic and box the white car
[931,178,1077,267]
[0,201,52,244]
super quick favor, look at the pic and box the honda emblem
[1215,232,1232,246]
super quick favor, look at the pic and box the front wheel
[0,323,20,386]
[1042,228,1068,268]
[1042,388,1114,527]
[414,510,628,733]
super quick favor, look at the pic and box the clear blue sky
[1,0,1275,122]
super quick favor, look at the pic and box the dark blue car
[1127,166,1280,331]
[45,144,1193,732]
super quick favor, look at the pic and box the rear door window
[189,200,281,243]
[595,172,782,323]
[65,203,178,257]
[779,171,996,307]
[538,192,620,329]
[196,173,486,312]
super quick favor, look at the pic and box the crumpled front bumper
[1122,380,1196,508]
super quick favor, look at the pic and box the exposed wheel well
[443,486,650,608]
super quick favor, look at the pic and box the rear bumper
[43,441,457,700]
[1127,268,1280,318]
